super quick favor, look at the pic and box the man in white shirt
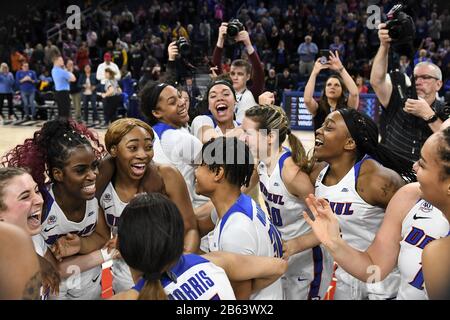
[96,52,121,86]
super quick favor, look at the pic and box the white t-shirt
[152,122,207,208]
[235,89,257,123]
[190,115,239,141]
[96,62,121,85]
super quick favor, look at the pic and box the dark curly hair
[1,119,105,191]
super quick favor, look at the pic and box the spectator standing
[66,60,82,122]
[75,42,90,71]
[329,36,345,60]
[184,75,201,110]
[297,35,318,78]
[79,64,99,125]
[96,52,121,87]
[0,63,16,121]
[356,75,369,94]
[370,23,447,166]
[428,12,442,42]
[51,55,76,120]
[15,62,38,120]
[101,68,122,126]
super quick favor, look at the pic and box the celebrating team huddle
[1,13,450,300]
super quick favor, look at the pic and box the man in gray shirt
[297,35,318,78]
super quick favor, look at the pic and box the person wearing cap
[96,52,121,87]
[190,79,242,144]
[51,54,76,120]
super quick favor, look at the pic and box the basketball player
[190,79,241,144]
[419,127,450,299]
[139,81,208,209]
[110,193,288,300]
[95,118,199,293]
[0,223,41,300]
[2,119,111,299]
[310,108,416,299]
[194,136,284,299]
[240,104,334,300]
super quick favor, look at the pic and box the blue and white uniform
[315,155,401,300]
[208,194,284,300]
[40,186,102,300]
[258,149,333,299]
[133,254,236,300]
[397,199,449,299]
[99,182,134,293]
[151,122,208,208]
[190,114,239,140]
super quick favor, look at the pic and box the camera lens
[227,25,238,37]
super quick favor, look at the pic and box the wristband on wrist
[100,248,116,262]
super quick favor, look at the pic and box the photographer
[212,21,264,122]
[370,22,447,165]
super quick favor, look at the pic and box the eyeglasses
[413,74,440,81]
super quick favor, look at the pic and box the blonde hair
[104,118,154,153]
[245,104,313,173]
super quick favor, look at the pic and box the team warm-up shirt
[209,193,284,300]
[133,254,236,300]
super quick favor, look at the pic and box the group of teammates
[1,36,450,301]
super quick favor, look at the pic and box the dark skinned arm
[156,164,200,253]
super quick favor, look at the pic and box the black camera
[384,4,415,45]
[176,37,191,57]
[227,19,244,38]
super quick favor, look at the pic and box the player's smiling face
[208,84,236,124]
[414,133,450,212]
[240,116,269,160]
[153,86,189,128]
[194,163,217,197]
[0,173,43,236]
[53,145,99,201]
[112,126,153,181]
[314,111,352,161]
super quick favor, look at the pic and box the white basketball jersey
[209,194,284,300]
[165,254,236,300]
[40,186,102,300]
[315,156,385,251]
[315,156,400,299]
[397,199,450,300]
[152,122,208,208]
[258,149,333,299]
[100,182,135,293]
[191,115,239,140]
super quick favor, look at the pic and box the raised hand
[168,41,179,61]
[302,194,341,249]
[312,58,330,75]
[38,256,60,296]
[258,91,275,105]
[327,51,344,72]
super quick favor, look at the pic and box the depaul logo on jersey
[259,182,284,205]
[419,201,433,213]
[47,215,57,225]
[327,200,354,216]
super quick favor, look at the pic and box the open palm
[303,194,341,249]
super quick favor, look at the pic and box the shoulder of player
[358,159,405,205]
[308,161,327,184]
[281,157,312,194]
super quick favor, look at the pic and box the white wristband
[100,248,116,262]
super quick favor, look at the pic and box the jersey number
[265,201,283,227]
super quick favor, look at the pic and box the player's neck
[264,147,283,175]
[52,184,87,221]
[324,154,357,185]
[114,170,141,198]
[211,186,241,219]
[217,119,235,134]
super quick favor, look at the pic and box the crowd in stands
[0,0,449,123]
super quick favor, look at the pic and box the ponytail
[245,104,313,173]
[138,279,167,300]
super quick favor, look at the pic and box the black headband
[338,108,375,151]
[148,82,170,110]
[207,80,236,101]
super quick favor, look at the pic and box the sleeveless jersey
[99,182,135,293]
[209,193,284,300]
[397,199,450,299]
[133,254,236,300]
[315,156,400,299]
[40,186,101,300]
[258,149,333,299]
